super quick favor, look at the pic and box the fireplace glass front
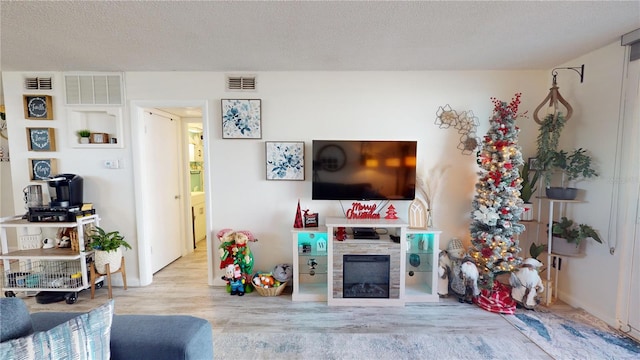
[343,254,390,298]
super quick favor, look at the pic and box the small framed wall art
[221,99,261,139]
[265,141,304,180]
[528,157,542,171]
[23,95,54,120]
[90,132,110,144]
[26,127,56,151]
[29,158,57,180]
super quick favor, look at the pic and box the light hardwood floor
[16,241,601,358]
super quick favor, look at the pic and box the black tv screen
[312,140,417,200]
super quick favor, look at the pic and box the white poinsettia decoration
[473,205,500,226]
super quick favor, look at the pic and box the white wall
[1,72,139,281]
[546,41,629,325]
[126,70,547,286]
[2,48,627,325]
[0,74,17,246]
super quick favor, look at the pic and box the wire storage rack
[0,214,100,304]
[4,259,83,290]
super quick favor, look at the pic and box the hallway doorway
[131,100,212,287]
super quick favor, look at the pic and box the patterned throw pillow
[0,299,114,360]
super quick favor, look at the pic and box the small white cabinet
[405,229,441,302]
[291,228,328,301]
[0,214,100,304]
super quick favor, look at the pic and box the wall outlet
[104,160,119,169]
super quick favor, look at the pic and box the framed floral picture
[221,99,261,139]
[265,141,304,180]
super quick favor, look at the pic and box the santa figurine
[221,264,246,296]
[437,250,451,297]
[509,258,544,309]
[459,256,480,304]
[447,238,468,301]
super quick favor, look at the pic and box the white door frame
[130,100,211,286]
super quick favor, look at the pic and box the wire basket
[19,232,42,250]
[252,282,288,297]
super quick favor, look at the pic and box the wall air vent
[64,73,123,105]
[226,75,256,91]
[24,77,53,90]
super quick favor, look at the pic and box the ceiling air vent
[226,76,256,91]
[24,77,53,90]
[64,73,123,105]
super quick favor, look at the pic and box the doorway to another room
[131,101,212,287]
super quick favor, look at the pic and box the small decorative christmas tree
[384,204,398,219]
[293,200,303,228]
[469,93,525,288]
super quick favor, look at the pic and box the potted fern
[550,216,602,256]
[545,148,598,200]
[89,227,131,274]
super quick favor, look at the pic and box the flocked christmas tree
[469,93,525,288]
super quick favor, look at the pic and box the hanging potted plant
[518,161,539,221]
[545,148,598,200]
[550,216,602,256]
[77,129,91,144]
[88,226,131,274]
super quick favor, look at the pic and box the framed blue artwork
[29,158,57,180]
[26,127,56,151]
[221,99,261,139]
[265,141,304,181]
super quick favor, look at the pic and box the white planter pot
[80,137,90,144]
[94,247,122,274]
[551,236,584,256]
[521,203,534,221]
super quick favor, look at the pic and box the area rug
[214,332,546,360]
[502,309,640,360]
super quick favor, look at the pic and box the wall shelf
[66,107,123,148]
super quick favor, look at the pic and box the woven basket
[252,282,288,297]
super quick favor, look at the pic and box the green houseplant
[519,161,539,221]
[550,216,602,255]
[89,227,131,274]
[546,148,598,199]
[77,129,91,144]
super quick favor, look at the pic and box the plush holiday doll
[437,250,451,298]
[217,228,258,292]
[509,258,544,309]
[221,264,246,296]
[447,238,467,299]
[459,256,480,304]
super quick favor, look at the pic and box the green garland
[536,113,566,185]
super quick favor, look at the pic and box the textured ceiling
[1,1,639,72]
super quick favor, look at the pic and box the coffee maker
[27,174,87,222]
[47,174,83,208]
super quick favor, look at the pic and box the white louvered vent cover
[226,76,256,91]
[24,77,53,90]
[64,74,123,105]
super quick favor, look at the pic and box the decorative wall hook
[533,64,584,125]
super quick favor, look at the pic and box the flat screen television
[312,140,417,200]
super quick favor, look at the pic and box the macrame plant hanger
[533,64,585,125]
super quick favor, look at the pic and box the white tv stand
[291,217,441,306]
